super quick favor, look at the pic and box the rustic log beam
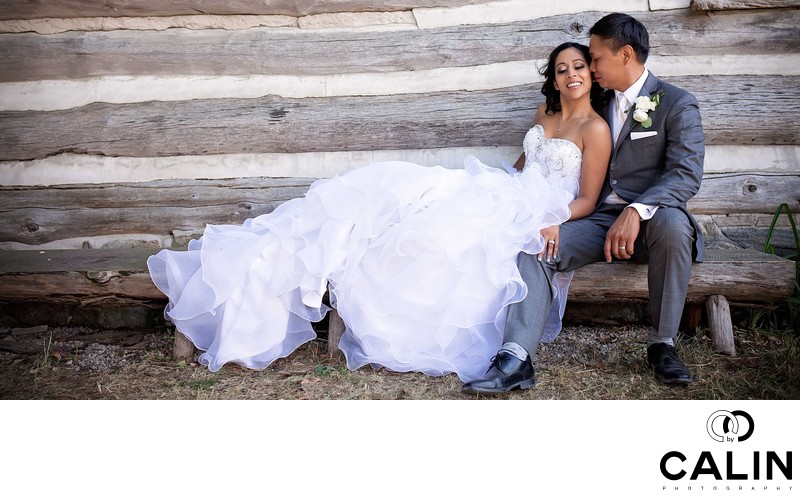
[0,1,482,21]
[0,248,794,305]
[0,10,797,82]
[0,178,317,244]
[0,87,534,161]
[693,0,800,10]
[688,173,800,216]
[706,294,736,356]
[1,173,797,245]
[0,272,164,303]
[1,74,797,162]
[568,249,796,303]
[0,248,163,303]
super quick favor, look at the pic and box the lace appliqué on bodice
[522,124,582,192]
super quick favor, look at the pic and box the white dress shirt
[605,68,659,221]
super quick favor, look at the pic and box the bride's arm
[566,118,611,221]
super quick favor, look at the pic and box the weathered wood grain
[328,309,346,359]
[0,86,534,161]
[0,9,797,82]
[707,294,736,355]
[688,173,800,215]
[569,249,796,303]
[0,272,164,303]
[0,1,483,20]
[0,178,316,244]
[0,247,793,305]
[1,75,797,162]
[1,173,797,245]
[173,332,195,362]
[693,0,800,10]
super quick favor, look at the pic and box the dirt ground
[1,319,798,400]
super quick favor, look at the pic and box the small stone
[12,325,48,336]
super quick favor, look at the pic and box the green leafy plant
[315,364,339,377]
[750,203,800,334]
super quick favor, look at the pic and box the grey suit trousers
[504,203,696,357]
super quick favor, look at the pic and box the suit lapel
[613,73,661,154]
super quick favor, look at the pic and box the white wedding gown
[148,124,583,382]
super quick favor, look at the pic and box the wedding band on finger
[619,246,626,250]
[548,240,555,245]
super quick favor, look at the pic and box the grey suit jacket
[601,72,705,262]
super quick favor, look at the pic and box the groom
[463,13,705,394]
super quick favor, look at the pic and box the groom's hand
[604,207,641,262]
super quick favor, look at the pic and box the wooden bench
[0,176,795,359]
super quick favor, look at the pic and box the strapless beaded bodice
[522,124,582,195]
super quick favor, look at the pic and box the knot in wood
[744,183,758,194]
[25,222,39,232]
[237,202,253,210]
[567,22,586,36]
[270,109,289,121]
[87,271,122,284]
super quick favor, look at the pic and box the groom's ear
[620,44,635,65]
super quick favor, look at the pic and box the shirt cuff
[626,203,659,220]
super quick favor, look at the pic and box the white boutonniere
[628,91,664,129]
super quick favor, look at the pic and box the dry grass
[1,322,798,400]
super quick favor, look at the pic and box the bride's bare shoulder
[583,115,610,138]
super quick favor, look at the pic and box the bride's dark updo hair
[539,42,605,115]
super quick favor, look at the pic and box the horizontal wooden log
[0,87,532,161]
[0,9,797,82]
[569,248,796,303]
[1,173,797,245]
[0,248,164,303]
[0,143,795,187]
[0,272,165,304]
[0,1,482,20]
[1,75,797,162]
[0,178,316,244]
[0,247,794,306]
[693,0,800,10]
[689,173,800,215]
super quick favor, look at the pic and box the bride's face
[553,48,592,101]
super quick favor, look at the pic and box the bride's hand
[538,225,560,263]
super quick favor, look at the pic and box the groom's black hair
[589,13,650,64]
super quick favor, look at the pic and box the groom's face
[588,35,626,91]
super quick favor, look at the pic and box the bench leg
[706,295,736,356]
[680,302,703,333]
[173,331,196,362]
[328,308,346,359]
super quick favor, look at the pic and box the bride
[147,42,611,383]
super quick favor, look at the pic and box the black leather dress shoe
[647,343,693,385]
[462,351,535,394]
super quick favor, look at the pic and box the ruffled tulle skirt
[148,156,573,382]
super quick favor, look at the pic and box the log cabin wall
[0,0,798,251]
